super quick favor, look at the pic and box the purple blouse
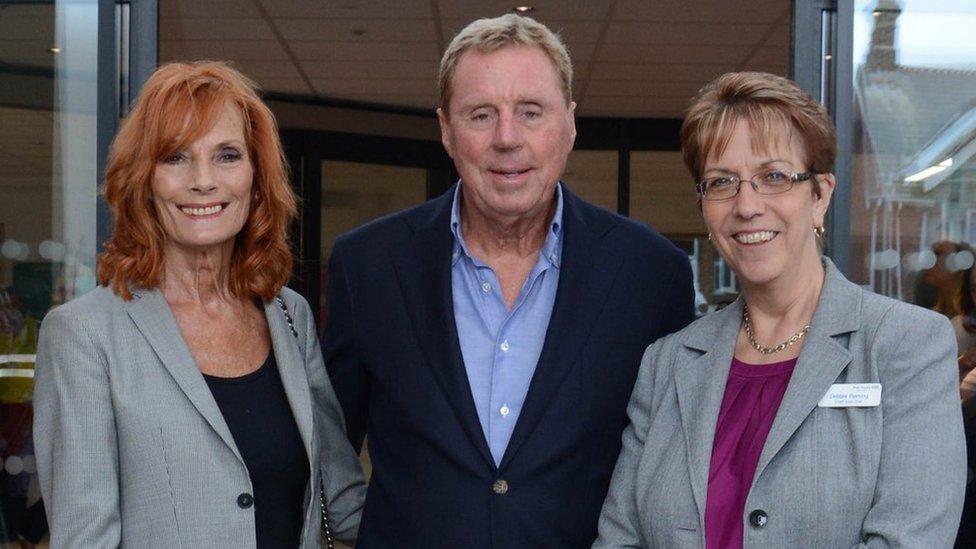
[704,357,797,549]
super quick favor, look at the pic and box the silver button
[500,340,510,352]
[500,405,510,416]
[492,479,509,495]
[481,282,491,293]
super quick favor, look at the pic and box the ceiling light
[904,158,952,183]
[824,54,832,60]
[513,6,534,13]
[48,47,60,53]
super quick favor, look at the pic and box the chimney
[866,0,901,70]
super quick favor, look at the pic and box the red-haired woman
[32,61,364,548]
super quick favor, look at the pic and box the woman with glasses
[593,72,965,548]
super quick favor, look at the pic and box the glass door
[1,1,113,545]
[280,129,454,324]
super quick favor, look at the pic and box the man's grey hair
[438,14,573,113]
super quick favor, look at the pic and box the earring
[707,233,713,242]
[815,225,826,238]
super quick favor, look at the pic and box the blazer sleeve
[592,342,663,548]
[295,292,366,542]
[660,253,696,337]
[322,237,370,451]
[32,305,122,548]
[854,308,966,548]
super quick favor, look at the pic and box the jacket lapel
[498,189,624,470]
[674,301,742,521]
[672,259,860,521]
[752,258,857,481]
[265,297,316,470]
[391,189,496,470]
[125,289,243,463]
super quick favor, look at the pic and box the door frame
[280,129,455,316]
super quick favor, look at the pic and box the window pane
[0,1,101,544]
[564,150,617,211]
[630,151,724,312]
[851,0,976,317]
[319,160,427,321]
[629,151,702,234]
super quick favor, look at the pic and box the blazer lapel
[265,297,316,469]
[674,301,742,521]
[391,190,496,470]
[125,289,243,463]
[753,259,858,481]
[498,189,624,470]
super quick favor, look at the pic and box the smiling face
[438,44,576,226]
[701,117,834,290]
[151,101,254,259]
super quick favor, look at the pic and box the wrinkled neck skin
[159,239,237,307]
[460,197,555,260]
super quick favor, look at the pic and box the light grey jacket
[594,259,966,548]
[33,285,365,548]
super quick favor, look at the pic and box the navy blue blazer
[322,185,694,548]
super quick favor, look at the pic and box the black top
[204,351,310,549]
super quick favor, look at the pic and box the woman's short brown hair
[681,71,837,185]
[97,61,297,301]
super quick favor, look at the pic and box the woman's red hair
[98,61,297,301]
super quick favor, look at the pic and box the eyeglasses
[696,170,817,201]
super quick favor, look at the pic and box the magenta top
[704,357,797,549]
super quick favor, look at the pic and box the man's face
[438,45,576,225]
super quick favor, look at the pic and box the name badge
[817,383,882,408]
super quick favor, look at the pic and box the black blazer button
[748,509,768,528]
[237,492,254,509]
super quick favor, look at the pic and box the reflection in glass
[851,0,976,309]
[0,1,100,544]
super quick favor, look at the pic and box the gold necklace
[742,302,810,355]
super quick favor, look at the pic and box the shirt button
[500,340,510,352]
[481,282,491,293]
[748,509,768,528]
[500,405,510,416]
[237,492,254,509]
[492,479,509,495]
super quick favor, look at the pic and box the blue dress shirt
[450,183,564,465]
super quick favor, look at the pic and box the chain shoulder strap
[275,295,335,549]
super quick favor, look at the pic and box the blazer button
[492,479,509,495]
[748,509,768,528]
[237,492,254,509]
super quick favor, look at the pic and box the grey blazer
[594,259,966,548]
[33,285,365,548]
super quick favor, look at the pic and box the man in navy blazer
[322,14,695,548]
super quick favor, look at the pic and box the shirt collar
[450,182,563,268]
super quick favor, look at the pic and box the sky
[853,0,976,70]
